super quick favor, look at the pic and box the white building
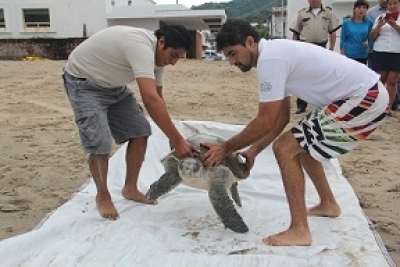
[0,0,107,38]
[271,6,287,38]
[0,0,225,59]
[0,0,226,38]
[287,0,378,51]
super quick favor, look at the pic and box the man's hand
[172,139,199,159]
[239,147,257,170]
[201,142,228,167]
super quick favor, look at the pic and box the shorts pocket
[75,111,102,147]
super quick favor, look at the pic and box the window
[0,9,5,28]
[23,8,50,28]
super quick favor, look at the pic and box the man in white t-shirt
[63,25,198,220]
[202,19,389,246]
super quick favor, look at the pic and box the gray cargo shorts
[62,71,151,154]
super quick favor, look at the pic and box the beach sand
[0,59,399,265]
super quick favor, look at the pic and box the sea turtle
[145,134,250,233]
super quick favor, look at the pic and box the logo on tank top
[260,81,272,93]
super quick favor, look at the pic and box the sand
[0,59,398,265]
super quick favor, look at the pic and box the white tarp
[0,121,390,267]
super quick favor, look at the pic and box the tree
[256,25,270,39]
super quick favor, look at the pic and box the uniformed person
[290,0,341,114]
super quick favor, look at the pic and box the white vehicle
[202,49,223,60]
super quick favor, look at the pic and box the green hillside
[191,0,287,24]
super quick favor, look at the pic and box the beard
[236,63,252,72]
[235,50,254,72]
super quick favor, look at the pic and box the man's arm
[328,9,341,51]
[245,97,290,155]
[202,98,287,167]
[156,85,163,99]
[136,77,195,158]
[289,12,302,41]
[240,97,290,169]
[329,31,337,50]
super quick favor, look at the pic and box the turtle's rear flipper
[209,181,248,233]
[146,171,182,201]
[230,182,242,207]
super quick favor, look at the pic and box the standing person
[366,0,387,65]
[62,25,198,220]
[369,0,400,116]
[290,0,341,114]
[340,0,374,64]
[367,0,400,112]
[366,0,388,20]
[366,0,387,68]
[202,19,388,246]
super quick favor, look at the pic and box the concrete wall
[272,7,287,38]
[106,0,155,13]
[0,0,107,39]
[0,0,214,60]
[0,38,86,60]
[108,18,159,30]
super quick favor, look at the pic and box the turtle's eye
[192,151,201,159]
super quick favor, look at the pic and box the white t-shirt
[372,15,400,53]
[65,26,164,89]
[312,8,321,16]
[257,39,380,107]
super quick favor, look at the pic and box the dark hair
[216,19,261,51]
[354,0,369,9]
[352,0,369,21]
[154,25,193,51]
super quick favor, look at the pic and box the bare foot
[307,203,341,218]
[263,228,312,246]
[122,187,157,205]
[96,193,119,220]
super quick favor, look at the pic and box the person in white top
[369,0,400,115]
[62,25,199,220]
[201,19,389,246]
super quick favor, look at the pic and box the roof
[107,4,226,32]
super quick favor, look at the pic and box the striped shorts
[292,82,389,162]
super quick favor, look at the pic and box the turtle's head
[178,157,204,179]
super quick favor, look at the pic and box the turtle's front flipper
[230,182,242,207]
[208,167,248,233]
[146,156,182,201]
[146,172,182,201]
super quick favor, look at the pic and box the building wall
[272,7,287,38]
[0,0,107,39]
[106,0,155,13]
[195,31,203,59]
[107,18,159,30]
[0,38,85,60]
[0,0,219,60]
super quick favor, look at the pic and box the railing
[25,22,50,28]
